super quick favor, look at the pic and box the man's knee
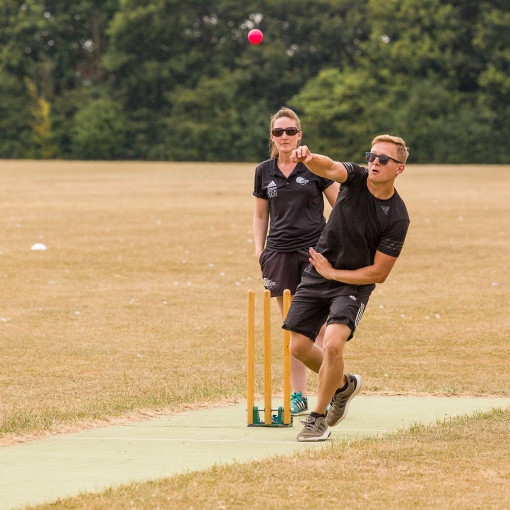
[289,332,313,360]
[322,324,351,358]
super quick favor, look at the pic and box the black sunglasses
[271,127,300,137]
[365,152,402,165]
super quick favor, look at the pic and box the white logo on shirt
[381,206,390,215]
[268,181,277,198]
[296,177,309,185]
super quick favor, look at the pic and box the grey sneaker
[290,392,309,415]
[326,374,362,427]
[296,414,331,442]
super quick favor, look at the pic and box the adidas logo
[268,180,277,188]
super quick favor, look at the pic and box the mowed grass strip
[28,407,510,509]
[0,162,509,442]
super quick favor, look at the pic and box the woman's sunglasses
[271,127,300,137]
[365,152,402,165]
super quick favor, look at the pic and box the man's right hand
[291,145,313,164]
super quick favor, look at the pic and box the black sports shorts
[259,248,310,297]
[282,275,374,341]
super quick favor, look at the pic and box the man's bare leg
[314,323,351,414]
[289,332,323,374]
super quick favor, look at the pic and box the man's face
[367,142,404,183]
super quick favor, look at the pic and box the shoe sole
[291,408,309,416]
[297,427,331,442]
[327,374,362,427]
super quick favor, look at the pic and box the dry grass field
[1,160,509,508]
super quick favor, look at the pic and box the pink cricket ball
[248,29,263,45]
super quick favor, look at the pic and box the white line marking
[65,430,389,444]
[68,438,305,444]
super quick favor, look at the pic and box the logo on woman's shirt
[268,181,277,197]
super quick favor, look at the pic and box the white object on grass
[31,243,47,251]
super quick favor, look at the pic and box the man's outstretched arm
[291,145,348,183]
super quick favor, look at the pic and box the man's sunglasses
[365,152,402,165]
[271,127,300,137]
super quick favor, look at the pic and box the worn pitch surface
[1,396,509,509]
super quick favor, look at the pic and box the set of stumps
[246,289,293,427]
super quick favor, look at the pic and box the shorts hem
[326,319,355,340]
[281,324,315,342]
[264,289,285,298]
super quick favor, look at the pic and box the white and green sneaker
[296,414,331,442]
[290,392,309,415]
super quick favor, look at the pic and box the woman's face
[271,117,302,155]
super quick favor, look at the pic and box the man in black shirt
[282,134,410,442]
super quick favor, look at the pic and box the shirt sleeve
[253,164,267,199]
[377,219,410,257]
[342,162,368,184]
[319,177,334,191]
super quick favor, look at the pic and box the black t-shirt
[304,162,409,278]
[253,158,334,252]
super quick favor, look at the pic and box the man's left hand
[309,247,335,279]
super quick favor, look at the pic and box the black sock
[336,379,349,394]
[310,412,326,419]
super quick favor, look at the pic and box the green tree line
[0,0,508,162]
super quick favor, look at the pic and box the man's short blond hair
[371,134,409,164]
